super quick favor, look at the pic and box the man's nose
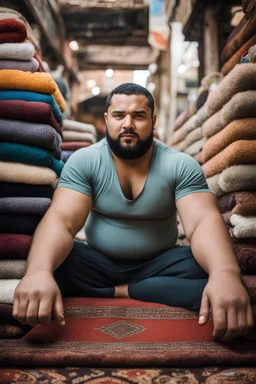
[122,114,134,129]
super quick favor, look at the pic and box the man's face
[104,94,156,160]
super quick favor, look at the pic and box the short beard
[106,126,154,160]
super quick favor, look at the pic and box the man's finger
[221,307,238,342]
[199,292,210,325]
[237,307,249,337]
[38,297,54,326]
[13,298,29,325]
[212,307,227,341]
[26,300,40,327]
[52,291,65,325]
[245,304,254,336]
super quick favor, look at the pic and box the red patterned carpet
[1,367,256,384]
[0,298,255,367]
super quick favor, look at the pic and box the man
[13,83,253,342]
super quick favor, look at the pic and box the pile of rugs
[0,8,66,337]
[61,119,97,163]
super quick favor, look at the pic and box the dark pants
[54,241,208,311]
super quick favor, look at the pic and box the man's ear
[104,112,108,124]
[152,114,156,129]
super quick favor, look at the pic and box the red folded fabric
[0,234,32,259]
[0,18,27,43]
[0,100,62,137]
[61,142,91,151]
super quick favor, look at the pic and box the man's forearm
[190,212,241,277]
[26,211,74,275]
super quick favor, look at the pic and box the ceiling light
[177,64,188,74]
[92,87,100,96]
[69,40,79,51]
[105,69,114,78]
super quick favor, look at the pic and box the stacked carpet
[61,119,97,162]
[0,9,66,338]
[200,61,256,285]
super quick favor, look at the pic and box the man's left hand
[198,271,254,342]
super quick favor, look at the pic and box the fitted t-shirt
[58,138,211,261]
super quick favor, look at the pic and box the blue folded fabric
[61,150,74,162]
[0,142,64,176]
[0,90,62,125]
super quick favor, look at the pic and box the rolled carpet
[248,44,256,63]
[203,91,256,139]
[0,234,32,259]
[0,99,62,136]
[0,279,19,304]
[0,323,30,339]
[0,40,34,60]
[193,151,205,165]
[63,119,97,136]
[62,131,96,143]
[0,90,62,126]
[0,182,55,198]
[61,142,91,151]
[206,64,256,117]
[192,104,209,129]
[185,138,205,156]
[0,18,27,43]
[218,192,256,216]
[207,165,256,197]
[61,151,73,163]
[0,57,39,71]
[0,119,62,158]
[171,127,186,145]
[0,197,51,215]
[202,140,256,178]
[0,162,58,186]
[230,214,256,239]
[203,118,256,161]
[0,70,66,112]
[234,241,256,275]
[185,127,203,148]
[180,114,199,134]
[242,275,256,304]
[0,303,16,323]
[172,139,187,152]
[0,260,26,279]
[0,214,41,235]
[173,107,191,131]
[0,142,64,177]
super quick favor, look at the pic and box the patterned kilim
[0,298,255,367]
[1,367,256,384]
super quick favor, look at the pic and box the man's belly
[85,211,178,260]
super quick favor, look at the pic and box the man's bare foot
[114,284,130,298]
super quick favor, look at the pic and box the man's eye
[135,114,145,118]
[115,114,123,118]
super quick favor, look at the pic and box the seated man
[13,83,253,342]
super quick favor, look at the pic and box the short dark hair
[106,83,155,115]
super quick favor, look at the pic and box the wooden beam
[204,6,219,74]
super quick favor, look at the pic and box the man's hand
[12,271,65,327]
[198,271,254,342]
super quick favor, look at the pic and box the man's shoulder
[154,139,190,161]
[67,138,108,162]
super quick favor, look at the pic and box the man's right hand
[12,271,65,327]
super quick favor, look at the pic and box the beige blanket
[63,131,96,143]
[185,138,205,156]
[0,260,26,279]
[230,214,256,239]
[0,279,19,304]
[202,140,256,178]
[63,119,97,136]
[185,127,203,148]
[206,64,256,116]
[203,118,256,161]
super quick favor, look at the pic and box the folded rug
[0,119,62,158]
[0,57,39,71]
[0,41,34,60]
[0,99,62,135]
[196,90,209,110]
[172,139,187,152]
[63,119,97,136]
[1,297,256,367]
[0,182,55,198]
[0,303,16,323]
[185,127,203,148]
[185,138,205,156]
[0,162,58,186]
[222,210,232,228]
[0,213,41,235]
[0,70,66,112]
[203,118,256,161]
[230,214,256,239]
[207,165,256,197]
[0,90,62,125]
[0,279,19,304]
[173,107,192,131]
[62,131,96,143]
[203,91,256,139]
[0,234,32,259]
[193,104,209,128]
[218,192,256,216]
[61,142,91,151]
[0,323,30,339]
[221,34,256,75]
[61,151,73,163]
[193,151,205,165]
[248,44,256,63]
[206,64,256,116]
[171,127,186,145]
[0,197,51,215]
[180,114,199,134]
[0,260,26,279]
[234,241,256,275]
[0,18,27,43]
[0,142,64,177]
[202,140,256,178]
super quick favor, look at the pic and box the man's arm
[12,187,92,327]
[176,192,254,342]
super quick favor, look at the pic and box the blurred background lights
[177,64,188,74]
[69,40,79,51]
[92,86,100,96]
[88,79,96,88]
[105,69,114,78]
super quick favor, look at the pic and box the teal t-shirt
[58,138,211,260]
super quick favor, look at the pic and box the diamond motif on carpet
[95,320,147,339]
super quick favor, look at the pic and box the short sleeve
[58,149,92,197]
[174,153,211,201]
